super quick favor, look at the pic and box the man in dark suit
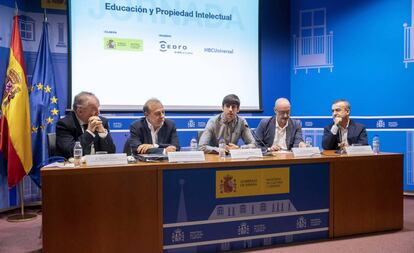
[255,98,305,151]
[322,99,368,150]
[127,98,179,154]
[56,91,116,159]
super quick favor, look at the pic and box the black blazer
[127,118,180,154]
[322,119,368,150]
[55,111,116,158]
[255,117,304,150]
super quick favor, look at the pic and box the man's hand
[338,142,348,149]
[137,144,154,154]
[226,143,239,150]
[87,116,104,132]
[334,116,342,126]
[270,144,281,151]
[95,122,105,133]
[165,146,177,153]
[298,141,307,148]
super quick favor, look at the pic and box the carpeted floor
[0,197,413,253]
[0,207,42,253]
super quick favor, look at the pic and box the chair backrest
[123,138,132,156]
[197,130,204,142]
[47,133,57,157]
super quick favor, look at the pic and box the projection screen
[69,0,260,111]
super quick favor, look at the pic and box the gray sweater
[198,113,256,153]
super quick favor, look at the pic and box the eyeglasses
[276,110,290,115]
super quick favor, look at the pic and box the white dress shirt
[273,120,288,150]
[146,119,163,148]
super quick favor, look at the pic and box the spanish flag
[0,16,33,188]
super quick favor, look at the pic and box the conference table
[41,151,403,253]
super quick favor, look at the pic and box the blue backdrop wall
[291,0,413,115]
[290,0,414,191]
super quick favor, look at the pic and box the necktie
[82,124,88,132]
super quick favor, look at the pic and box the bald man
[255,98,306,151]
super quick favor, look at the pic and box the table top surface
[41,151,403,175]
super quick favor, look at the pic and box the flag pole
[14,1,18,16]
[7,179,37,222]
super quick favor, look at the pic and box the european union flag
[29,20,60,187]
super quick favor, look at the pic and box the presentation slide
[69,0,260,111]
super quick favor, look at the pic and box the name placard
[345,145,374,155]
[168,151,205,162]
[230,148,263,159]
[85,153,128,166]
[292,147,321,157]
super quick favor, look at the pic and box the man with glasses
[128,98,180,154]
[255,98,306,151]
[199,94,256,153]
[322,99,367,150]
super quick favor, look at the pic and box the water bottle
[73,141,83,167]
[190,137,198,151]
[372,135,380,154]
[218,138,226,159]
[305,136,313,147]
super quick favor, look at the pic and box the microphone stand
[245,124,273,156]
[337,125,345,154]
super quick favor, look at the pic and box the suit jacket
[55,111,116,159]
[127,118,180,154]
[322,119,368,150]
[254,117,304,150]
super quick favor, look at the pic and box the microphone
[337,127,342,144]
[334,117,342,143]
[244,123,272,155]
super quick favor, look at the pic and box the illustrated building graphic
[293,8,334,74]
[403,0,414,68]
